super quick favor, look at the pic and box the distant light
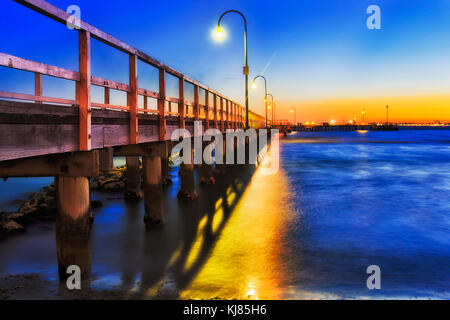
[349,120,354,124]
[246,288,256,297]
[268,105,272,109]
[330,120,336,125]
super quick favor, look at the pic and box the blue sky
[1,0,450,122]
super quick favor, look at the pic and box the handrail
[0,0,268,153]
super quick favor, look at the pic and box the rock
[103,182,119,191]
[0,220,25,236]
[90,181,99,190]
[18,202,38,217]
[4,212,27,225]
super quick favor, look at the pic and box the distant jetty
[292,123,399,132]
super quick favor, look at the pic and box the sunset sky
[1,0,450,123]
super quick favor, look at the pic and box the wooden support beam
[91,76,129,92]
[143,156,163,226]
[128,54,138,144]
[220,97,224,132]
[34,72,42,104]
[0,151,99,178]
[205,90,210,130]
[114,141,167,157]
[0,52,80,81]
[78,30,91,151]
[99,147,113,172]
[178,77,185,129]
[213,94,218,129]
[193,84,199,121]
[143,95,148,109]
[225,99,229,130]
[0,91,77,105]
[231,102,234,129]
[158,69,166,140]
[234,103,237,129]
[104,87,110,105]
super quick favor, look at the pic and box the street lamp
[361,109,366,124]
[252,75,268,128]
[290,106,297,126]
[216,10,249,129]
[267,93,275,127]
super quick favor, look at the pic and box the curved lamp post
[216,10,249,129]
[267,93,275,127]
[252,75,268,128]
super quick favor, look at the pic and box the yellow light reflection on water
[180,150,295,300]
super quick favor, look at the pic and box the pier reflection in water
[0,147,295,299]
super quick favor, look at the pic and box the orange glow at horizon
[253,94,450,124]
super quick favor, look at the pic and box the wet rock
[0,220,25,237]
[4,212,27,225]
[90,168,127,192]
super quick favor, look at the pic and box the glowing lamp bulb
[215,27,223,39]
[252,82,257,89]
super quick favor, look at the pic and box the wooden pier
[0,0,268,281]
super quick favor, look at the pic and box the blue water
[0,128,448,299]
[280,128,450,298]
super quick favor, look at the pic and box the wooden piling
[143,156,163,227]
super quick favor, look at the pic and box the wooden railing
[0,0,253,152]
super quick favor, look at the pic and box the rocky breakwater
[0,161,177,239]
[0,185,57,238]
[0,168,127,239]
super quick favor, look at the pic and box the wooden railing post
[78,30,91,151]
[233,103,236,129]
[213,94,218,129]
[104,87,110,105]
[231,102,234,129]
[178,78,185,129]
[205,90,210,130]
[225,100,229,130]
[240,106,243,128]
[34,73,42,104]
[220,97,224,132]
[158,69,166,140]
[128,54,138,144]
[194,84,199,121]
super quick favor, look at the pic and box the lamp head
[252,82,257,89]
[215,26,224,39]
